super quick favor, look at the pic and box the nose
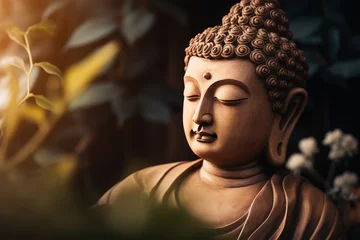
[193,113,213,125]
[192,97,213,125]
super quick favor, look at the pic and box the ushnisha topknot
[184,0,309,113]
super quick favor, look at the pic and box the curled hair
[184,0,309,114]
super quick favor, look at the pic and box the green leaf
[303,50,321,77]
[121,11,156,44]
[69,82,120,110]
[42,0,69,19]
[64,41,120,100]
[138,94,171,124]
[111,88,137,127]
[26,20,56,37]
[34,62,62,79]
[328,59,360,79]
[34,95,54,111]
[290,16,323,44]
[7,26,26,49]
[64,16,117,50]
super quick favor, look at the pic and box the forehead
[184,57,259,86]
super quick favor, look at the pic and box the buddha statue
[98,0,344,239]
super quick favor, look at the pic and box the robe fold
[98,160,345,239]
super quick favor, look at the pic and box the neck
[199,160,268,188]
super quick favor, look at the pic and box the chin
[191,144,224,161]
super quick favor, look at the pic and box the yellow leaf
[19,105,46,124]
[7,56,26,72]
[40,156,77,184]
[7,26,26,49]
[0,23,17,31]
[26,20,56,37]
[56,156,77,179]
[34,62,62,79]
[34,95,54,111]
[64,41,120,100]
[0,67,20,160]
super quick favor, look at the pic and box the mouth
[191,130,217,143]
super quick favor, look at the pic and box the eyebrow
[184,76,200,88]
[184,76,250,95]
[215,79,250,94]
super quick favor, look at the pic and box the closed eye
[214,97,248,105]
[186,95,200,101]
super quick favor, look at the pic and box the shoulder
[274,172,344,239]
[97,161,188,205]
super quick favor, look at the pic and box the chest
[165,170,266,228]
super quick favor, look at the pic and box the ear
[266,88,308,166]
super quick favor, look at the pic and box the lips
[191,130,217,143]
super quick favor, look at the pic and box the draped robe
[98,160,345,239]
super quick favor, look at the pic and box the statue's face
[183,57,275,167]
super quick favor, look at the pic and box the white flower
[328,147,346,161]
[333,171,358,195]
[340,134,358,157]
[286,153,312,171]
[323,129,343,146]
[298,137,318,157]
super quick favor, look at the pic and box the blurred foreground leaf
[64,41,120,100]
[33,147,67,167]
[0,68,20,160]
[19,104,46,124]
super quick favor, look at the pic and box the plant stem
[17,93,34,106]
[308,168,327,188]
[15,33,35,106]
[326,160,337,189]
[24,33,33,96]
[1,105,65,170]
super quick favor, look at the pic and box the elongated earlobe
[266,88,308,166]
